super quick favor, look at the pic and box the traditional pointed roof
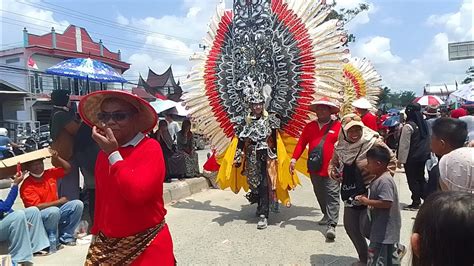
[137,66,182,101]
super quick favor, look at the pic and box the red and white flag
[27,56,38,69]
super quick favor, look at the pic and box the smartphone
[16,162,22,175]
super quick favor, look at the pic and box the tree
[399,91,416,107]
[379,86,391,105]
[325,2,370,45]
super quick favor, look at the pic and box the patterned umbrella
[413,95,444,106]
[46,58,127,83]
[452,83,474,102]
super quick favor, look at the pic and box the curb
[163,177,210,204]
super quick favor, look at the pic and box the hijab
[335,115,380,164]
[405,103,429,139]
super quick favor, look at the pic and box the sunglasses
[97,111,134,123]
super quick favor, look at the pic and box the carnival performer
[233,81,282,229]
[183,0,348,229]
[79,91,174,265]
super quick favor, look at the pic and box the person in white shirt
[165,114,180,144]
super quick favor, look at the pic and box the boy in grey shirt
[356,146,405,266]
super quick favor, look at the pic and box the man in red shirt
[290,98,342,240]
[352,97,378,131]
[20,149,83,249]
[79,91,174,265]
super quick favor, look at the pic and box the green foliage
[380,88,417,108]
[325,2,370,45]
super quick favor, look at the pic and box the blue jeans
[0,207,49,265]
[41,200,83,244]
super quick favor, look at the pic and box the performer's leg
[258,159,270,219]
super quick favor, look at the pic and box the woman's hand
[330,170,343,183]
[92,126,119,155]
[289,159,296,175]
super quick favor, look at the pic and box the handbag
[307,121,333,172]
[340,145,367,209]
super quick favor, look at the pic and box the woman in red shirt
[79,91,174,265]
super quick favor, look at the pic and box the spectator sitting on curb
[430,118,473,192]
[0,171,50,265]
[20,149,83,249]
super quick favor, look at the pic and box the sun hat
[310,97,340,114]
[351,97,373,110]
[79,90,157,134]
[343,120,365,131]
[423,104,440,116]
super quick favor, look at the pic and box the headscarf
[51,90,70,107]
[157,121,173,150]
[335,115,380,164]
[405,103,428,139]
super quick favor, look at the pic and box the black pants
[425,164,440,197]
[404,161,426,205]
[256,158,270,218]
[87,188,96,225]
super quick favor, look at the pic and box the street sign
[448,41,474,61]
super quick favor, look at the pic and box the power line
[1,15,195,57]
[15,0,201,43]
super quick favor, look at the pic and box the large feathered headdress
[183,0,349,154]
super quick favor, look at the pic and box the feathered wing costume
[183,0,348,206]
[339,57,382,115]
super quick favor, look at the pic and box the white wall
[1,53,28,92]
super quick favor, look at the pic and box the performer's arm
[234,138,244,166]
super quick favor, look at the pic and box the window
[5,57,20,64]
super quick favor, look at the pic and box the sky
[1,0,473,95]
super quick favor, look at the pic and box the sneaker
[59,239,77,246]
[396,243,407,260]
[257,215,268,230]
[318,216,329,225]
[326,226,336,240]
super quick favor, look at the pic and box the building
[0,25,130,135]
[423,83,457,99]
[136,66,183,102]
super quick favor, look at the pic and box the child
[355,146,405,266]
[430,117,473,192]
[411,191,473,266]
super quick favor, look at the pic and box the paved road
[34,170,416,265]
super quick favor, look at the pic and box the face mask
[30,171,45,178]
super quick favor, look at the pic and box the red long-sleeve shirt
[361,112,378,131]
[92,137,174,265]
[292,120,341,177]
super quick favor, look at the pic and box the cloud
[326,0,377,30]
[116,14,130,26]
[426,0,473,41]
[354,36,402,64]
[350,0,472,93]
[380,17,402,26]
[1,0,69,47]
[120,1,223,82]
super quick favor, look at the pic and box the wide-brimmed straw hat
[351,97,373,110]
[423,104,440,116]
[310,97,340,114]
[79,90,157,134]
